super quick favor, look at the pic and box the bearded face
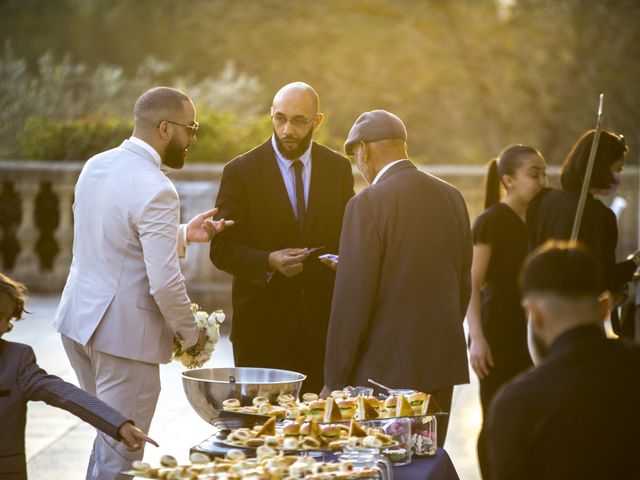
[273,125,314,160]
[163,133,188,169]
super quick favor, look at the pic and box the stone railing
[2,160,638,312]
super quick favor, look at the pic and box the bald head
[134,87,192,131]
[272,82,320,114]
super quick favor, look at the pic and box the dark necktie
[292,160,305,233]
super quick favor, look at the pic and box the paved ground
[12,295,482,479]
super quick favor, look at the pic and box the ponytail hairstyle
[560,129,628,193]
[484,145,543,209]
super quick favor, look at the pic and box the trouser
[61,335,161,480]
[429,385,453,448]
[477,364,529,480]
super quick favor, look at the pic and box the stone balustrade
[2,160,638,313]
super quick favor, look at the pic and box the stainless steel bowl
[182,367,306,424]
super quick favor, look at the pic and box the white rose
[195,311,209,325]
[205,340,215,352]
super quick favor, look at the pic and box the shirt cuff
[182,224,189,246]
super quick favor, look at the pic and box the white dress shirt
[372,159,407,185]
[271,135,312,219]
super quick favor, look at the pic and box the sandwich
[395,393,414,417]
[383,396,397,417]
[306,400,326,422]
[336,399,356,419]
[222,398,241,411]
[320,425,342,442]
[348,418,368,438]
[408,391,429,415]
[255,416,276,437]
[323,397,344,423]
[282,423,301,437]
[356,396,379,420]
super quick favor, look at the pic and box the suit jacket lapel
[258,141,300,236]
[303,142,329,239]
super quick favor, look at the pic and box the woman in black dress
[467,145,547,479]
[527,129,640,335]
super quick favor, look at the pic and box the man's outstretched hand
[186,207,234,243]
[118,422,159,452]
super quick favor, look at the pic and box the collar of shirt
[129,136,162,168]
[271,135,313,211]
[372,158,407,185]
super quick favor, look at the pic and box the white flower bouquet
[172,303,225,369]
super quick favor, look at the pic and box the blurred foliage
[20,116,132,160]
[1,0,639,164]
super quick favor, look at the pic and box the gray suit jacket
[54,139,198,364]
[324,160,471,393]
[0,340,127,479]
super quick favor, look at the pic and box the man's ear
[523,296,543,331]
[156,120,171,141]
[313,112,324,131]
[598,291,612,322]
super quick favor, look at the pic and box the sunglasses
[160,120,199,137]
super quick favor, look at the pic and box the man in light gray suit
[54,87,232,479]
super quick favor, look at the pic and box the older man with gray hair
[323,110,472,446]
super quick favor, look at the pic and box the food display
[128,449,380,479]
[223,417,397,452]
[221,389,438,422]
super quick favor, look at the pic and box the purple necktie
[292,160,305,233]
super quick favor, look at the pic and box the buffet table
[191,435,459,480]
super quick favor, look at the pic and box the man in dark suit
[323,110,472,446]
[487,241,640,480]
[0,273,156,480]
[210,82,354,393]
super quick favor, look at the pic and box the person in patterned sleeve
[0,274,157,480]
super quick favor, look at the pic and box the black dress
[472,203,533,480]
[473,203,533,370]
[527,188,636,292]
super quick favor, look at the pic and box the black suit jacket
[488,325,640,480]
[324,160,472,393]
[210,139,354,386]
[0,340,127,479]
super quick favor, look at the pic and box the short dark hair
[560,129,628,193]
[133,86,191,127]
[0,273,28,321]
[521,240,603,297]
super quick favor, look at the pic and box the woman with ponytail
[467,145,547,479]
